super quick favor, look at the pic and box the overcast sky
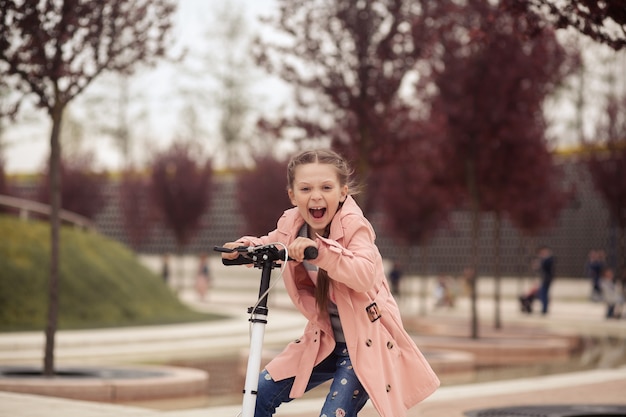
[2,0,282,174]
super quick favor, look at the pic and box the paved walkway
[1,257,625,417]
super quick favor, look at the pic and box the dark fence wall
[9,157,618,279]
[369,158,613,278]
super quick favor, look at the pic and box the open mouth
[309,208,326,219]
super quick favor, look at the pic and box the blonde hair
[287,149,354,192]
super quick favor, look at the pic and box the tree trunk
[44,103,64,376]
[418,245,430,317]
[466,157,480,339]
[176,245,185,295]
[619,226,625,296]
[493,213,502,330]
[516,234,524,295]
[470,207,480,339]
[395,244,410,311]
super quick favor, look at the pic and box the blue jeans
[254,342,369,417]
[538,279,552,314]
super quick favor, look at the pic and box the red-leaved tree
[37,152,108,221]
[119,168,157,251]
[378,118,461,314]
[253,0,452,211]
[236,155,292,237]
[505,0,626,51]
[150,141,214,287]
[425,0,575,337]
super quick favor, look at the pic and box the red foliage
[504,0,626,51]
[377,116,461,246]
[37,152,108,220]
[503,151,573,235]
[253,0,454,209]
[149,142,213,248]
[118,168,157,250]
[427,0,575,235]
[235,155,292,236]
[0,1,176,115]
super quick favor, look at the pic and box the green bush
[0,215,218,331]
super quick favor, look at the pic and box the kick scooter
[214,243,317,417]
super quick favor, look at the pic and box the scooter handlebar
[214,244,318,266]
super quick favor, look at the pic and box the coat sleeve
[311,214,379,293]
[236,221,285,247]
[237,210,292,248]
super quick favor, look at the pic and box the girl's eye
[300,187,310,192]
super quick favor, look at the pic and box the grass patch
[0,215,221,332]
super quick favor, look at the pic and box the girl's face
[288,162,348,237]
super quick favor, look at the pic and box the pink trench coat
[239,196,440,417]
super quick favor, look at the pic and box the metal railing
[0,194,95,231]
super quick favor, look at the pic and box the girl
[221,149,439,417]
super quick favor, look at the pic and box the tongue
[311,208,325,219]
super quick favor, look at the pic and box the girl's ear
[340,186,348,202]
[288,189,297,206]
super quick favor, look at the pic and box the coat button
[387,341,394,349]
[365,339,373,347]
[386,384,391,392]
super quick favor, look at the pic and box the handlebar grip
[276,246,318,261]
[304,246,318,260]
[214,246,253,265]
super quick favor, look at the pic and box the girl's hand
[287,237,318,262]
[221,241,244,260]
